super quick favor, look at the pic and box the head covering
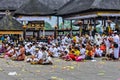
[15,47,19,50]
[113,31,117,34]
[35,48,39,51]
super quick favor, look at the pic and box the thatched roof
[14,0,55,16]
[0,0,70,11]
[58,0,120,16]
[39,0,70,10]
[0,0,29,11]
[0,0,120,16]
[0,15,23,30]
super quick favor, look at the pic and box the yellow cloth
[86,50,89,55]
[72,36,76,43]
[74,50,80,56]
[108,26,111,33]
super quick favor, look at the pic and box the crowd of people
[0,31,120,65]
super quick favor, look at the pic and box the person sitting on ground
[12,44,25,61]
[94,45,103,57]
[26,47,43,64]
[74,46,80,57]
[27,47,53,65]
[75,44,86,62]
[65,46,80,61]
[100,43,106,56]
[5,43,11,53]
[63,47,73,61]
[65,50,75,61]
[106,46,114,60]
[85,43,94,60]
[0,41,6,53]
[25,44,33,56]
[41,47,53,65]
[4,44,15,59]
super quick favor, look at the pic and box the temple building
[57,0,120,35]
[0,0,120,39]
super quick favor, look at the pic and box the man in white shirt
[41,47,53,65]
[26,48,43,63]
[26,44,34,56]
[104,37,110,55]
[113,32,119,60]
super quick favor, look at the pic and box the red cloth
[69,54,76,60]
[100,45,106,51]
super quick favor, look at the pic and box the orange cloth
[100,45,106,51]
[17,47,25,61]
[86,50,93,57]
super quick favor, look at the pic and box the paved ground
[0,58,119,80]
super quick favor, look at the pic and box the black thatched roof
[14,0,56,16]
[0,15,23,30]
[39,0,70,10]
[0,0,70,11]
[1,0,120,16]
[58,0,120,16]
[0,0,29,11]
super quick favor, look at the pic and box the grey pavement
[0,58,119,80]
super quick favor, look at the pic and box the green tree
[45,22,53,30]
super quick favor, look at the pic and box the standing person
[94,33,102,45]
[113,31,119,60]
[104,37,110,56]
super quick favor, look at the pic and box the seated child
[85,43,94,60]
[95,45,103,57]
[75,44,86,62]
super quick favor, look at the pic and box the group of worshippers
[55,31,120,61]
[0,31,120,65]
[0,42,53,65]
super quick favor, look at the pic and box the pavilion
[57,0,120,36]
[0,14,23,39]
[0,0,120,38]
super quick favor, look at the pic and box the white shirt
[76,36,79,43]
[8,49,14,53]
[34,51,43,60]
[26,47,34,55]
[113,35,119,44]
[80,48,86,55]
[41,51,49,60]
[109,48,113,54]
[104,39,110,48]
